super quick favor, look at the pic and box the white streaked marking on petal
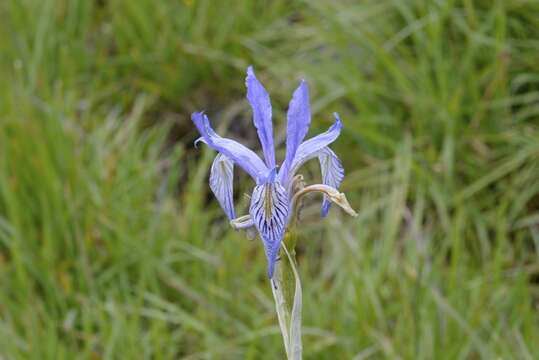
[249,180,289,278]
[210,153,235,220]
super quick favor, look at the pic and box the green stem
[271,229,302,360]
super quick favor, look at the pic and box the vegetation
[1,0,538,358]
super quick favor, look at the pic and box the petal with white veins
[249,180,289,278]
[318,147,344,217]
[210,153,235,220]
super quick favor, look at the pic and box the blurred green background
[1,0,539,359]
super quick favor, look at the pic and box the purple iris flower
[192,67,345,278]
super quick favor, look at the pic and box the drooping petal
[280,112,343,185]
[249,178,289,278]
[192,112,268,181]
[246,66,275,168]
[209,153,235,220]
[279,80,311,183]
[318,147,344,217]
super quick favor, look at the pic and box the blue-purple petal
[249,180,289,278]
[209,153,236,220]
[192,112,268,181]
[318,147,344,217]
[279,80,311,183]
[246,66,275,168]
[280,112,343,185]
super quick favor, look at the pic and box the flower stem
[271,229,302,360]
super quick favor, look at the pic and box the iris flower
[192,67,355,278]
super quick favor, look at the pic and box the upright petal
[210,153,235,220]
[246,66,275,168]
[279,80,311,183]
[192,112,268,181]
[249,179,289,278]
[318,147,344,217]
[280,112,343,185]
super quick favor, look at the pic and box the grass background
[1,0,539,358]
